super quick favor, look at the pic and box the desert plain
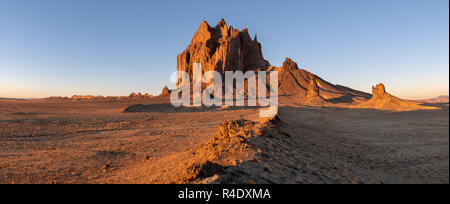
[0,96,448,184]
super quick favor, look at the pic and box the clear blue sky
[0,0,448,99]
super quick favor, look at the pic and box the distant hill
[44,92,157,101]
[0,97,27,100]
[417,95,449,104]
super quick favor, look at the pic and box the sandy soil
[0,97,258,183]
[259,104,449,183]
[0,97,448,184]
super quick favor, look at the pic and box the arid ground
[0,97,448,184]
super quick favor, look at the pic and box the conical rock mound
[356,83,437,111]
[269,58,370,101]
[160,86,171,97]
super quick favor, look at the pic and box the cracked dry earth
[0,98,448,184]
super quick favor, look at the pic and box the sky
[0,0,448,99]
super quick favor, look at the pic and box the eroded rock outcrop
[372,83,387,98]
[356,83,437,111]
[176,19,370,103]
[177,19,270,83]
[160,86,171,97]
[71,95,97,100]
[306,78,320,98]
[65,93,154,101]
[269,58,369,101]
[305,78,325,103]
[127,92,153,99]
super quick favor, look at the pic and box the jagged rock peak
[191,21,212,43]
[281,58,299,71]
[217,18,227,27]
[191,19,231,43]
[372,83,386,97]
[160,86,171,97]
[200,20,209,26]
[177,19,270,81]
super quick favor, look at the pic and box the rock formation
[160,86,171,97]
[356,83,437,111]
[269,58,370,101]
[128,92,141,99]
[64,93,154,101]
[417,95,449,104]
[177,18,270,83]
[372,83,386,98]
[306,78,320,98]
[305,78,325,103]
[176,19,371,103]
[125,92,153,100]
[71,95,101,100]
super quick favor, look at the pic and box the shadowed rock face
[177,19,270,83]
[270,58,370,100]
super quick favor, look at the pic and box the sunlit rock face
[176,19,270,84]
